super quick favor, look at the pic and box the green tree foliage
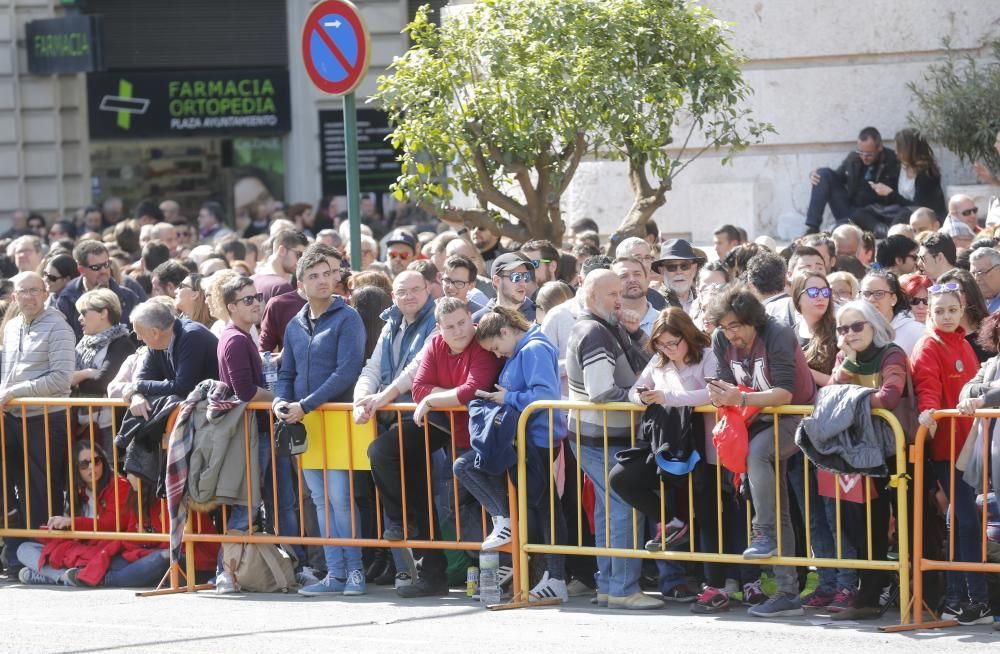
[375,0,771,244]
[909,39,1000,176]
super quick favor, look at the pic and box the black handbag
[274,420,308,456]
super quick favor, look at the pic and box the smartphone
[704,376,720,385]
[635,386,650,394]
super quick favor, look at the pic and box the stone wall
[0,0,89,222]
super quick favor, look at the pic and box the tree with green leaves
[909,39,1000,185]
[375,0,770,246]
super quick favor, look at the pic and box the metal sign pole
[343,91,363,271]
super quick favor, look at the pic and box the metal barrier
[515,401,912,623]
[909,409,1000,629]
[0,397,521,600]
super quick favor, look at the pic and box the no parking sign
[301,0,371,96]
[301,0,372,270]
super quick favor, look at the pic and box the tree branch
[440,206,531,242]
[469,146,530,220]
[554,131,588,196]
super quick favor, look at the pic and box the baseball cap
[491,252,533,276]
[385,229,417,252]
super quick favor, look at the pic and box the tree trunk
[608,192,666,257]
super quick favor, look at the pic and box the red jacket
[411,334,501,448]
[39,477,219,585]
[911,327,979,461]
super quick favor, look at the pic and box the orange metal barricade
[910,409,1000,629]
[0,397,521,600]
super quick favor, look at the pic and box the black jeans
[806,168,856,229]
[368,420,448,582]
[840,478,891,608]
[3,411,69,567]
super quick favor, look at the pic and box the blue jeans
[806,167,854,229]
[573,442,643,597]
[17,542,168,587]
[787,454,857,592]
[933,461,989,604]
[103,550,170,587]
[303,468,363,579]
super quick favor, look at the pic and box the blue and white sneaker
[18,566,57,586]
[748,592,804,618]
[343,569,366,596]
[742,531,778,559]
[298,573,346,596]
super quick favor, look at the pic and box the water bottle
[263,352,278,392]
[479,551,501,607]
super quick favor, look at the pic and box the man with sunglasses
[385,229,418,278]
[56,240,140,342]
[519,239,560,299]
[874,234,919,277]
[946,193,981,233]
[471,252,537,323]
[651,238,705,315]
[804,126,900,236]
[252,229,309,306]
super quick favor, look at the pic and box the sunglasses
[84,261,111,272]
[836,321,868,335]
[860,289,892,300]
[961,207,979,217]
[501,271,534,284]
[529,258,552,269]
[909,297,928,306]
[388,251,412,260]
[662,262,693,273]
[44,273,64,283]
[929,282,961,294]
[232,293,264,306]
[801,286,832,299]
[78,457,103,470]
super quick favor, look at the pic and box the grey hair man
[0,271,75,570]
[970,247,1000,314]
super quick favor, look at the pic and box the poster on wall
[87,69,291,139]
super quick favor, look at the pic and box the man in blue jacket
[57,240,141,342]
[274,245,366,596]
[121,301,218,419]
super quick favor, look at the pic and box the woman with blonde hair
[173,272,213,327]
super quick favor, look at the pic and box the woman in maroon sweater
[911,282,991,624]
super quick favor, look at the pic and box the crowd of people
[0,126,998,630]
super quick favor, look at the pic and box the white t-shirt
[891,312,926,358]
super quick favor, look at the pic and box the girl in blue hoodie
[453,306,569,602]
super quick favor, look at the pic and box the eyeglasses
[178,282,194,291]
[655,338,682,351]
[84,261,111,272]
[929,282,961,294]
[972,264,999,278]
[909,297,928,306]
[232,293,264,306]
[719,320,744,334]
[388,251,412,260]
[529,258,552,269]
[801,286,832,299]
[78,457,103,470]
[835,321,868,335]
[860,289,892,300]
[662,262,693,273]
[961,207,979,217]
[394,286,427,298]
[44,273,64,283]
[441,277,469,289]
[855,149,879,158]
[500,271,534,284]
[15,287,44,297]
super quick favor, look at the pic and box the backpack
[221,529,298,592]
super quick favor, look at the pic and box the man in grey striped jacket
[0,271,75,574]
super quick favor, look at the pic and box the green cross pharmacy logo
[97,79,150,130]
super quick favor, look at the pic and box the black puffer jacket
[834,147,901,207]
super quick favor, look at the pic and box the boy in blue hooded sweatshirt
[455,305,569,602]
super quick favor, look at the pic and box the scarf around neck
[76,323,130,370]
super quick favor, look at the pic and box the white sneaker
[529,572,568,603]
[497,565,513,588]
[481,516,512,550]
[394,571,413,589]
[296,566,320,588]
[215,571,239,594]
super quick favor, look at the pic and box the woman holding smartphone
[617,308,765,613]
